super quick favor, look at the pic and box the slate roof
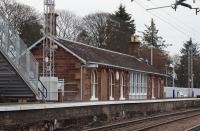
[53,37,165,76]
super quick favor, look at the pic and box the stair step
[0,56,7,60]
[0,84,28,88]
[0,87,33,94]
[0,92,34,96]
[0,69,12,72]
[0,77,21,81]
[1,94,35,97]
[0,63,9,67]
[0,76,19,80]
[0,61,7,64]
[0,88,31,91]
[0,72,16,77]
[1,90,33,93]
[0,89,32,94]
[0,66,13,68]
[0,81,25,85]
[0,78,22,81]
[0,88,33,93]
[0,86,26,89]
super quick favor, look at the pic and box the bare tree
[0,0,43,46]
[56,10,82,40]
[78,12,111,47]
[0,0,15,17]
[0,0,41,31]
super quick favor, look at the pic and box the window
[109,72,115,100]
[129,73,134,94]
[90,71,98,101]
[143,74,147,94]
[129,72,147,99]
[120,73,125,100]
[136,73,141,93]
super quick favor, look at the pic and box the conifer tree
[138,18,169,70]
[175,38,200,88]
[106,4,136,54]
[142,18,165,49]
[115,4,136,34]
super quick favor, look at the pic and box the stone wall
[1,99,200,130]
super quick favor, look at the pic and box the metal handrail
[38,79,48,98]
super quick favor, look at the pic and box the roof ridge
[55,37,142,62]
[28,36,163,76]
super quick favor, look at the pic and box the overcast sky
[16,0,200,56]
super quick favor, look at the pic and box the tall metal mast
[188,43,193,97]
[43,0,56,77]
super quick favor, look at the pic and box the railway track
[185,124,200,131]
[84,108,200,131]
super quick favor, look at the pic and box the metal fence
[0,14,44,98]
[164,87,200,98]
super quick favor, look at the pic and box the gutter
[86,61,168,77]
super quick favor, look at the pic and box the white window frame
[90,71,98,101]
[109,72,115,100]
[120,73,125,100]
[129,73,134,95]
[129,72,148,99]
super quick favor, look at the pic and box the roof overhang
[27,36,86,64]
[86,61,168,77]
[27,36,167,77]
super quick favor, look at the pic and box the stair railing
[0,14,47,100]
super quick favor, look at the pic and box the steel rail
[185,124,200,131]
[84,108,200,131]
[135,111,200,131]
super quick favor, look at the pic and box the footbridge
[0,14,47,102]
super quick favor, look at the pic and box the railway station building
[29,36,166,101]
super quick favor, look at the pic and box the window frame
[120,72,126,100]
[129,72,148,96]
[109,71,115,100]
[90,70,98,101]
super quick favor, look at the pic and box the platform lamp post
[165,64,170,87]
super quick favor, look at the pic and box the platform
[0,98,200,111]
[1,98,200,130]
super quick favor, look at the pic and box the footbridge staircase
[0,14,47,102]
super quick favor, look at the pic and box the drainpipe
[80,64,83,101]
